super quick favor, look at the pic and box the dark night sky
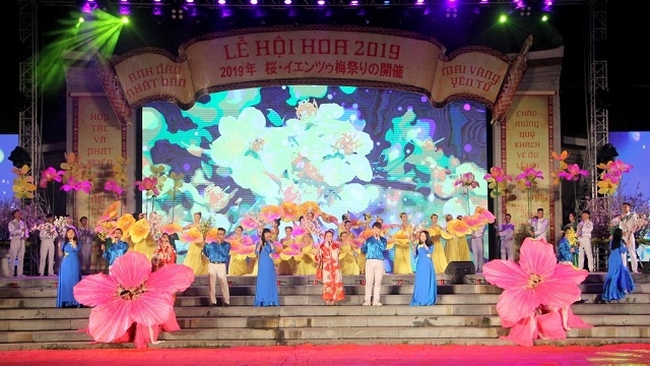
[2,0,646,141]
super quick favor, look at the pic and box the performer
[618,202,640,273]
[101,228,129,274]
[77,216,94,275]
[38,213,57,276]
[56,228,81,308]
[183,212,208,276]
[146,233,181,346]
[444,215,472,262]
[202,227,231,307]
[392,212,414,274]
[8,209,28,277]
[316,229,345,305]
[151,233,177,272]
[556,231,575,265]
[498,213,515,261]
[277,226,297,275]
[227,226,251,276]
[577,210,594,272]
[602,228,636,302]
[427,214,448,274]
[361,222,387,306]
[471,224,487,273]
[254,228,279,307]
[410,230,437,306]
[560,212,578,235]
[530,208,549,241]
[338,231,360,275]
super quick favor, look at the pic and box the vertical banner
[72,96,127,224]
[501,95,555,241]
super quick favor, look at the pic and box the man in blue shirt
[202,227,231,306]
[361,221,387,306]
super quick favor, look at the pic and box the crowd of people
[5,201,642,312]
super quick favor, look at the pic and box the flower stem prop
[597,159,632,196]
[558,163,589,214]
[515,165,544,218]
[454,172,479,214]
[483,166,512,198]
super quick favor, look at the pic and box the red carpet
[3,344,650,366]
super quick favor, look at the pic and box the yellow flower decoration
[100,200,121,222]
[129,218,151,244]
[161,222,182,235]
[204,228,220,243]
[60,152,82,183]
[12,167,37,200]
[597,178,618,196]
[181,226,204,244]
[116,214,136,236]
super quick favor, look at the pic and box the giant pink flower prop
[60,177,91,193]
[482,238,588,325]
[39,167,62,188]
[73,251,194,343]
[135,177,160,196]
[515,167,544,188]
[104,180,124,195]
[558,164,589,181]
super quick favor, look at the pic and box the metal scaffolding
[17,0,41,183]
[585,0,609,207]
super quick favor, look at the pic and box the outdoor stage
[4,343,650,366]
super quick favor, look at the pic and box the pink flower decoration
[454,172,479,188]
[135,177,160,196]
[104,180,124,195]
[241,216,259,231]
[483,166,512,183]
[515,167,544,187]
[558,164,589,181]
[39,167,62,188]
[482,238,588,325]
[60,177,91,193]
[291,225,306,237]
[73,251,194,344]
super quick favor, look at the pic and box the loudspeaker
[445,261,476,276]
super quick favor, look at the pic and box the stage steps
[0,273,649,349]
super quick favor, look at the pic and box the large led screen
[609,132,650,199]
[142,85,489,259]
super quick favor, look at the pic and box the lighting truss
[40,0,587,8]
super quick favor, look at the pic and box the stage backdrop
[72,95,127,223]
[501,95,556,240]
[95,26,531,127]
[142,85,489,261]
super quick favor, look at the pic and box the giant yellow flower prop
[12,165,37,200]
[129,218,151,244]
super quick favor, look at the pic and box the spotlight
[284,0,292,4]
[542,0,553,12]
[171,8,184,20]
[350,0,359,5]
[317,0,325,4]
[415,0,425,4]
[250,0,258,4]
[218,0,226,4]
[446,7,457,18]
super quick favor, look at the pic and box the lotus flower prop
[483,166,512,198]
[229,235,256,259]
[73,251,194,345]
[515,166,544,217]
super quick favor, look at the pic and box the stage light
[446,7,457,18]
[284,0,292,4]
[218,0,226,4]
[171,8,184,19]
[541,14,548,22]
[498,14,507,23]
[543,0,553,12]
[351,0,359,5]
[186,0,195,3]
[317,0,325,4]
[250,0,258,4]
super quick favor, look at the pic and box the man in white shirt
[498,213,515,260]
[577,210,594,272]
[471,224,487,272]
[8,209,28,277]
[530,208,549,241]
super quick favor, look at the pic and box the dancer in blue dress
[56,228,82,308]
[602,228,636,302]
[410,230,437,306]
[254,228,279,307]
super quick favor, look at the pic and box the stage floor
[3,343,650,366]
